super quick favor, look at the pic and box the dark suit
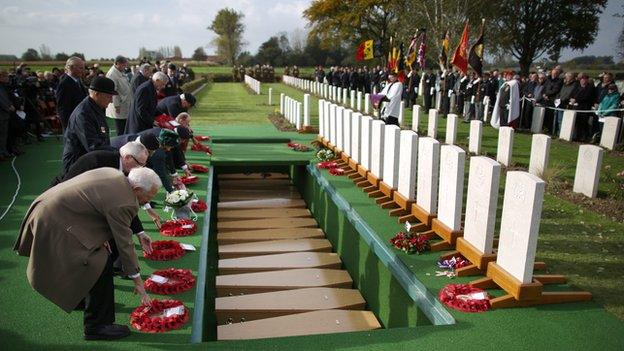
[156,95,186,117]
[62,97,111,172]
[55,74,88,130]
[130,72,148,93]
[125,80,157,134]
[110,127,161,149]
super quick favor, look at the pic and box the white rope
[521,96,624,113]
[0,157,21,222]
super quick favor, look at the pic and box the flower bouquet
[316,149,335,162]
[164,189,197,220]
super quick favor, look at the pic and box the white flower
[168,193,180,203]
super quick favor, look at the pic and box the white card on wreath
[150,274,169,284]
[180,243,196,251]
[181,224,194,229]
[163,306,185,317]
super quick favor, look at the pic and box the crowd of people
[311,64,623,143]
[11,55,204,340]
[0,57,196,161]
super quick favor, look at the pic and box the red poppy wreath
[159,219,197,237]
[130,299,189,333]
[191,199,207,213]
[438,284,491,313]
[180,175,199,185]
[144,268,196,295]
[144,240,186,261]
[190,164,209,173]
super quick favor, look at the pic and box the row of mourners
[282,75,622,151]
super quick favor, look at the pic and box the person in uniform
[61,76,116,172]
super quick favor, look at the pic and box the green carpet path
[0,81,623,350]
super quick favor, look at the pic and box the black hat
[139,133,159,151]
[175,126,193,140]
[89,76,118,95]
[168,63,177,70]
[181,93,196,106]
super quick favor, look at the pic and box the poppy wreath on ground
[130,299,189,333]
[191,199,207,212]
[196,135,210,141]
[144,268,196,295]
[190,164,209,173]
[329,167,345,176]
[180,175,199,185]
[155,114,175,130]
[191,142,212,155]
[144,240,185,261]
[287,142,300,148]
[159,219,197,237]
[389,232,430,254]
[437,255,470,270]
[438,284,491,313]
[317,161,338,169]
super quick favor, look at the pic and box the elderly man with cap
[56,56,87,130]
[125,71,169,134]
[131,63,152,93]
[106,56,133,136]
[14,167,162,340]
[377,72,403,126]
[61,76,117,173]
[156,92,196,118]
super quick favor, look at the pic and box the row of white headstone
[244,74,261,95]
[279,93,311,129]
[529,106,622,151]
[318,99,545,285]
[283,75,373,117]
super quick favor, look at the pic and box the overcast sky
[0,0,621,61]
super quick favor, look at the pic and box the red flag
[451,23,469,74]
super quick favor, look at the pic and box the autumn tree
[490,0,606,74]
[208,8,246,65]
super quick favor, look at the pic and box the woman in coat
[106,56,133,136]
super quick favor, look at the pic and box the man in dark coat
[156,93,196,117]
[423,70,435,111]
[541,68,563,134]
[55,57,87,130]
[130,63,151,93]
[125,71,168,134]
[14,167,160,340]
[61,76,116,173]
[110,127,160,151]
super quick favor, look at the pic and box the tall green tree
[208,8,246,65]
[490,0,606,74]
[21,48,40,61]
[192,47,208,61]
[304,0,397,61]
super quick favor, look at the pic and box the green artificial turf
[1,81,623,350]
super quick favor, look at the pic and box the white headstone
[559,110,576,141]
[357,91,362,111]
[416,137,441,215]
[280,93,285,115]
[329,104,336,145]
[350,90,356,109]
[531,106,545,134]
[296,102,302,129]
[469,120,483,154]
[343,109,352,156]
[343,88,348,105]
[600,116,622,150]
[463,157,501,254]
[268,88,273,105]
[397,130,419,201]
[336,107,344,151]
[370,120,386,178]
[483,96,490,122]
[528,134,551,177]
[496,126,514,167]
[360,116,373,170]
[351,113,362,163]
[411,105,421,132]
[398,102,404,127]
[303,94,310,127]
[496,171,545,284]
[427,109,439,139]
[435,91,442,110]
[323,101,330,141]
[573,145,604,198]
[437,145,466,231]
[445,113,459,145]
[449,94,456,113]
[382,125,401,188]
[364,93,370,114]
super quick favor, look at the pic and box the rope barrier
[0,157,22,222]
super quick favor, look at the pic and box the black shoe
[84,324,131,341]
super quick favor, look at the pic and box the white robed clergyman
[490,78,520,129]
